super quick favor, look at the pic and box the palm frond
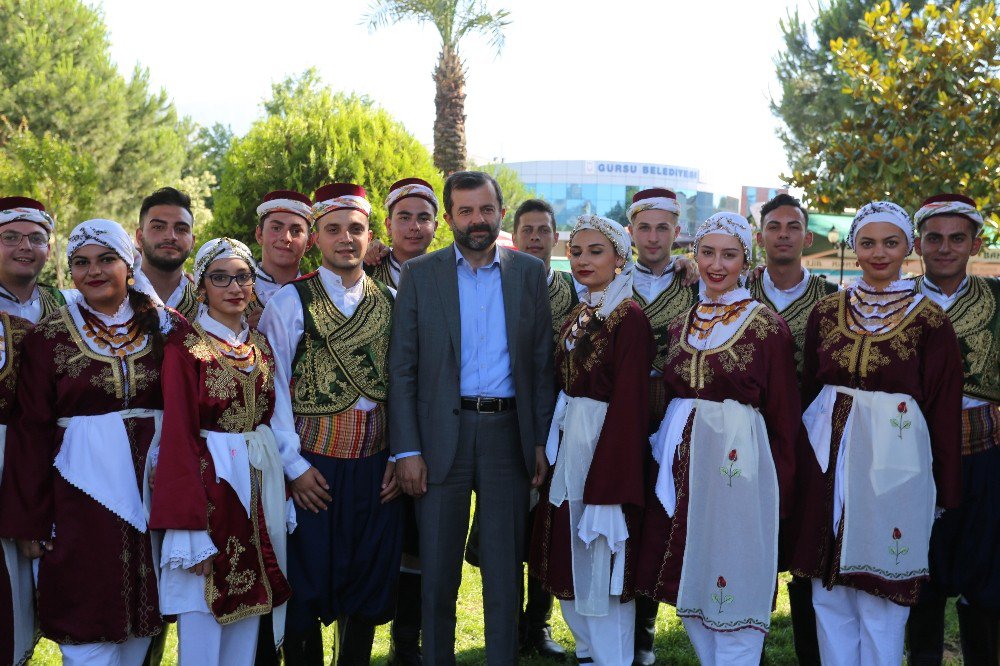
[454,1,510,55]
[365,0,509,53]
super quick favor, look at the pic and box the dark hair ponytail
[127,287,165,360]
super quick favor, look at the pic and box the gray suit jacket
[388,244,555,483]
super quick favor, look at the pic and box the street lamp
[827,226,847,286]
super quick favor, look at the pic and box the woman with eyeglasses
[0,218,177,665]
[149,238,292,666]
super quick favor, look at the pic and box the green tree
[0,0,190,226]
[205,70,447,271]
[784,2,1000,237]
[366,0,511,175]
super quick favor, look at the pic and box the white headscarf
[626,196,680,224]
[66,218,162,306]
[848,201,914,254]
[695,212,753,265]
[193,237,256,287]
[914,198,983,232]
[0,206,55,233]
[568,214,634,320]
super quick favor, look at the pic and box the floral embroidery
[889,527,908,565]
[890,401,911,439]
[720,449,741,486]
[712,576,734,613]
[224,536,256,595]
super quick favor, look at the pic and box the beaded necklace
[688,298,753,340]
[846,282,917,335]
[79,307,145,358]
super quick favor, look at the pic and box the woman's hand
[17,539,52,559]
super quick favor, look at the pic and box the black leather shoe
[633,595,658,666]
[523,627,567,661]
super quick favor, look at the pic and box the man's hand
[675,256,700,286]
[746,265,765,285]
[290,466,332,513]
[17,539,51,559]
[364,239,390,266]
[531,446,549,489]
[396,455,428,498]
[247,308,263,330]
[380,460,402,503]
[188,558,214,577]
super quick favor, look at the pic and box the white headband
[568,214,635,320]
[626,197,681,224]
[0,206,55,233]
[385,183,439,214]
[695,212,753,264]
[848,201,914,253]
[256,198,313,223]
[193,237,256,287]
[67,219,163,306]
[914,200,983,231]
[313,195,372,220]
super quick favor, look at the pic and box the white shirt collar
[763,266,810,295]
[635,258,676,278]
[197,309,249,346]
[78,296,133,326]
[0,282,40,305]
[454,243,501,267]
[921,274,969,297]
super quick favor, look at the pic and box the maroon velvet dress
[150,318,290,622]
[786,291,963,604]
[0,305,178,644]
[0,313,33,665]
[529,299,654,602]
[634,304,801,605]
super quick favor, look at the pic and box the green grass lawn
[29,566,965,664]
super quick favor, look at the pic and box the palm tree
[366,1,510,175]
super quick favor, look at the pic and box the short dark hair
[139,187,192,224]
[512,199,555,234]
[443,171,504,217]
[760,193,808,228]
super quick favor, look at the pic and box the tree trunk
[433,45,467,176]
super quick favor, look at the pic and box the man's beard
[454,221,500,252]
[142,241,190,272]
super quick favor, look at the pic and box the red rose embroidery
[890,402,912,439]
[717,576,727,588]
[893,527,902,540]
[712,576,733,613]
[720,450,741,486]
[897,402,907,413]
[728,449,738,462]
[890,527,908,565]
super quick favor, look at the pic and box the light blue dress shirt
[454,244,515,398]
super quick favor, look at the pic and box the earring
[615,266,623,275]
[197,292,205,303]
[855,261,860,267]
[126,274,135,287]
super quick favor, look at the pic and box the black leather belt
[460,396,516,413]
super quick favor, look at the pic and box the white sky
[97,0,817,196]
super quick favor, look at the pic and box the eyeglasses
[206,272,255,288]
[0,230,49,248]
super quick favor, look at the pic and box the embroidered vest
[549,270,579,341]
[38,283,66,319]
[172,279,200,322]
[635,279,699,373]
[750,275,838,377]
[916,275,1000,404]
[290,273,394,416]
[365,258,399,290]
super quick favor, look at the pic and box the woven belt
[460,396,516,413]
[961,403,1000,456]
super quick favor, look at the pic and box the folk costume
[627,189,699,425]
[529,215,654,666]
[634,213,800,665]
[140,270,198,322]
[0,219,179,665]
[908,194,1000,663]
[749,267,838,376]
[0,312,34,666]
[0,197,74,323]
[150,239,293,666]
[259,184,402,663]
[364,178,440,291]
[786,202,963,666]
[250,191,313,312]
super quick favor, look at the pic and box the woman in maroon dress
[529,214,653,665]
[787,201,962,665]
[150,238,291,666]
[0,311,34,666]
[0,219,178,665]
[635,213,801,665]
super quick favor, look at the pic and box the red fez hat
[313,183,368,202]
[262,189,312,206]
[918,193,977,209]
[0,196,47,211]
[632,188,678,204]
[389,177,434,192]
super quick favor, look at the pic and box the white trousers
[560,597,635,666]
[811,579,910,666]
[60,636,151,666]
[681,617,765,666]
[177,611,261,666]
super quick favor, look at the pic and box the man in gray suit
[389,170,555,664]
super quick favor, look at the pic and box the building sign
[588,161,699,181]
